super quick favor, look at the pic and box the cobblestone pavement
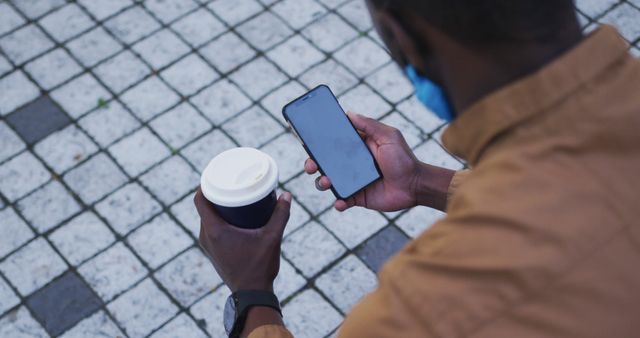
[0,1,639,337]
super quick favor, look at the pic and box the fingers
[347,111,399,143]
[266,192,292,235]
[304,158,318,174]
[335,198,356,212]
[314,176,332,191]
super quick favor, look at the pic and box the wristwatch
[223,290,281,338]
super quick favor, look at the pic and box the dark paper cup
[200,148,279,229]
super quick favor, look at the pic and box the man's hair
[370,0,577,44]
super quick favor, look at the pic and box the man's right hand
[304,112,418,212]
[305,112,456,212]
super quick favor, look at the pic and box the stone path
[0,0,638,337]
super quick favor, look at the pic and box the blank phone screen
[284,85,380,198]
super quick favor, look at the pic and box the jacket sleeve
[247,325,294,338]
[447,169,470,207]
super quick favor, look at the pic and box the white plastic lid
[200,147,279,207]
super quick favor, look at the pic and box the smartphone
[282,85,382,200]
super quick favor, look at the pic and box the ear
[375,10,427,72]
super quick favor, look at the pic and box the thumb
[266,192,292,235]
[347,111,394,141]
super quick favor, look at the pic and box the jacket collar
[442,25,630,166]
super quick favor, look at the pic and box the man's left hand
[194,189,292,292]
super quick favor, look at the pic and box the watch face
[223,295,236,335]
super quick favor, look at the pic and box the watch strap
[230,290,281,338]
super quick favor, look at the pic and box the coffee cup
[200,147,279,229]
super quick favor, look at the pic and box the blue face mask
[405,65,455,122]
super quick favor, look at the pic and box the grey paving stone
[260,81,306,126]
[339,83,392,119]
[78,242,148,302]
[5,95,70,145]
[283,289,342,338]
[0,24,54,65]
[119,76,180,121]
[0,151,50,201]
[199,32,257,74]
[133,29,190,69]
[260,132,308,183]
[334,37,390,78]
[0,121,25,163]
[108,127,170,177]
[0,306,48,338]
[599,3,640,42]
[320,207,388,250]
[299,59,358,96]
[39,3,95,43]
[58,311,124,338]
[576,0,619,18]
[93,50,150,94]
[0,276,20,316]
[24,48,83,90]
[126,213,192,269]
[169,194,200,238]
[284,174,335,215]
[50,73,112,119]
[149,313,208,338]
[16,180,82,233]
[0,2,26,36]
[397,96,446,135]
[150,102,212,149]
[0,54,12,77]
[302,13,358,53]
[0,207,34,259]
[67,27,123,67]
[272,0,327,30]
[366,62,414,104]
[316,254,377,312]
[34,125,98,174]
[190,79,252,125]
[337,0,373,32]
[104,5,162,44]
[267,35,325,77]
[154,248,222,307]
[12,0,66,20]
[413,139,464,171]
[208,0,263,26]
[223,105,284,148]
[26,271,102,336]
[0,237,67,296]
[171,8,226,47]
[144,0,199,24]
[49,211,116,266]
[229,57,288,99]
[396,206,445,238]
[274,256,306,300]
[107,278,178,338]
[379,111,423,148]
[95,182,162,235]
[236,11,293,50]
[189,289,229,338]
[160,54,219,97]
[77,0,133,21]
[63,152,128,204]
[139,155,200,205]
[282,222,346,277]
[0,70,41,116]
[356,225,409,273]
[78,100,141,148]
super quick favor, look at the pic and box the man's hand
[194,189,292,292]
[306,112,456,212]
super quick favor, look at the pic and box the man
[195,0,640,337]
